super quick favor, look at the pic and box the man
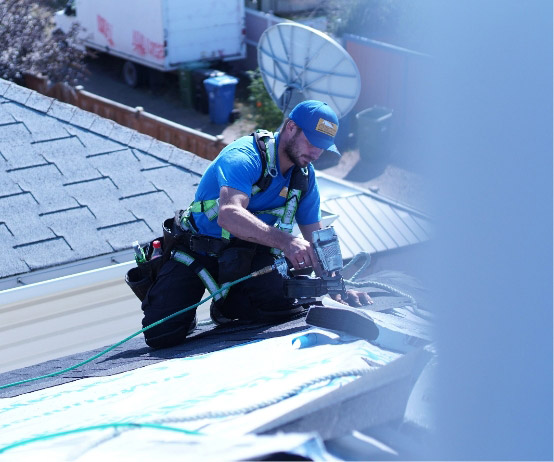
[141,100,372,348]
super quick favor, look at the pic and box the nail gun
[273,226,347,299]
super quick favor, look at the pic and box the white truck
[55,0,246,87]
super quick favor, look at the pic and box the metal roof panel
[356,196,412,247]
[391,207,431,242]
[318,172,432,261]
[323,198,382,254]
[370,199,420,246]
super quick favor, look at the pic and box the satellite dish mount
[257,23,361,120]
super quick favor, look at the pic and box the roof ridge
[0,78,209,175]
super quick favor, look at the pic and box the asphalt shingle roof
[0,78,209,280]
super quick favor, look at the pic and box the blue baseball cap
[289,100,341,156]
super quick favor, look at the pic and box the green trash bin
[178,61,206,109]
[356,106,393,162]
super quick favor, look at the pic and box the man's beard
[284,132,308,167]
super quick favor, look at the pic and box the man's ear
[286,120,299,134]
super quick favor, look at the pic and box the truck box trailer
[56,0,246,86]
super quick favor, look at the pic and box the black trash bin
[356,106,393,162]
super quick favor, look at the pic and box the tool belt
[163,215,231,257]
[125,215,251,302]
[125,236,166,301]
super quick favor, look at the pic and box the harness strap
[180,200,230,240]
[177,207,196,233]
[189,199,219,221]
[270,187,303,256]
[179,132,308,245]
[172,250,229,301]
[252,129,277,194]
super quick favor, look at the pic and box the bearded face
[283,127,323,168]
[283,129,304,167]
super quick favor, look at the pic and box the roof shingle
[0,78,208,283]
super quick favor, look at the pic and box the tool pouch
[125,237,165,301]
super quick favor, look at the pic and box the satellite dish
[257,23,361,119]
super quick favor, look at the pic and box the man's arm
[217,186,318,270]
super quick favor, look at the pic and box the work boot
[209,301,234,325]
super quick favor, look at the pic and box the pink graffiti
[97,15,114,47]
[132,30,146,56]
[132,30,164,60]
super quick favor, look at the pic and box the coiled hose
[342,252,429,319]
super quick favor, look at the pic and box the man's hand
[218,187,321,272]
[332,289,373,307]
[283,236,320,271]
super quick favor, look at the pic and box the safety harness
[171,250,229,302]
[172,130,309,303]
[178,130,309,253]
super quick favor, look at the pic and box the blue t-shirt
[192,133,321,238]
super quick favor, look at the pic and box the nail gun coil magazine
[283,226,346,299]
[313,227,343,274]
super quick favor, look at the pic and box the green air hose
[0,252,423,390]
[0,252,423,453]
[0,367,371,454]
[0,265,274,391]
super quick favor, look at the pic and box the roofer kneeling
[138,100,373,348]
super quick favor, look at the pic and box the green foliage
[246,69,283,131]
[0,0,86,84]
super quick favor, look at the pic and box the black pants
[141,245,296,348]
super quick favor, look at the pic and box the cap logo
[315,118,337,137]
